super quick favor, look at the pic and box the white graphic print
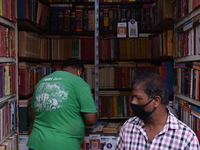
[35,82,68,112]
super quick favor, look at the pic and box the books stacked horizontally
[85,122,104,133]
[102,122,122,134]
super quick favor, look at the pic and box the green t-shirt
[27,71,97,150]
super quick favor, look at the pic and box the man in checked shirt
[116,72,200,150]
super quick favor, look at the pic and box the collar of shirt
[126,110,179,136]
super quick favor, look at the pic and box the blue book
[18,0,25,19]
[49,9,58,31]
[164,62,174,94]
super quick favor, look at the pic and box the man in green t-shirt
[27,58,98,150]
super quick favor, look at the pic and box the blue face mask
[130,99,156,120]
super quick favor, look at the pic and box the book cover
[103,8,109,31]
[19,97,32,133]
[88,10,94,31]
[70,9,76,31]
[99,9,104,31]
[89,139,101,150]
[57,9,64,31]
[17,0,28,19]
[75,9,83,31]
[108,9,114,30]
[49,9,58,31]
[36,1,43,25]
[83,9,88,31]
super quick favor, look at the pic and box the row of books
[18,62,53,97]
[150,0,172,28]
[0,0,15,22]
[98,95,134,118]
[0,133,18,150]
[18,0,49,26]
[44,0,150,2]
[173,13,200,57]
[18,31,173,61]
[0,100,17,141]
[0,25,15,58]
[47,4,156,32]
[175,62,200,101]
[85,122,122,134]
[17,0,172,32]
[47,8,94,32]
[176,99,200,142]
[47,6,147,32]
[0,63,16,98]
[99,6,147,32]
[149,30,173,57]
[18,31,50,60]
[19,61,173,94]
[172,0,200,22]
[50,61,173,92]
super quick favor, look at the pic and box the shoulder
[168,112,197,140]
[120,116,143,131]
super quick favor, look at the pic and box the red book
[0,26,6,57]
[184,31,189,56]
[193,0,200,9]
[100,96,107,117]
[4,0,11,20]
[79,36,93,60]
[11,0,16,21]
[18,69,26,96]
[106,39,111,60]
[90,37,94,60]
[39,4,48,26]
[24,0,30,19]
[63,9,71,31]
[9,29,16,57]
[75,9,83,31]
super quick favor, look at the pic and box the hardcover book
[75,9,83,31]
[63,9,71,31]
[103,122,121,134]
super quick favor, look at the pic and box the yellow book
[103,9,109,27]
[113,96,118,117]
[0,146,6,150]
[4,65,10,96]
[167,30,173,56]
[0,0,2,16]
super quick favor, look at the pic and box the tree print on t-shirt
[34,82,69,112]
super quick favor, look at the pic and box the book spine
[75,9,83,31]
[57,9,64,31]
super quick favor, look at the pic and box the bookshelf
[173,0,200,142]
[97,0,174,121]
[16,0,175,145]
[0,0,18,148]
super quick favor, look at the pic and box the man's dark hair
[132,72,169,105]
[61,58,85,71]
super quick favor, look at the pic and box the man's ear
[153,96,161,107]
[77,70,81,76]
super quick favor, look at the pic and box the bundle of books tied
[85,122,122,134]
